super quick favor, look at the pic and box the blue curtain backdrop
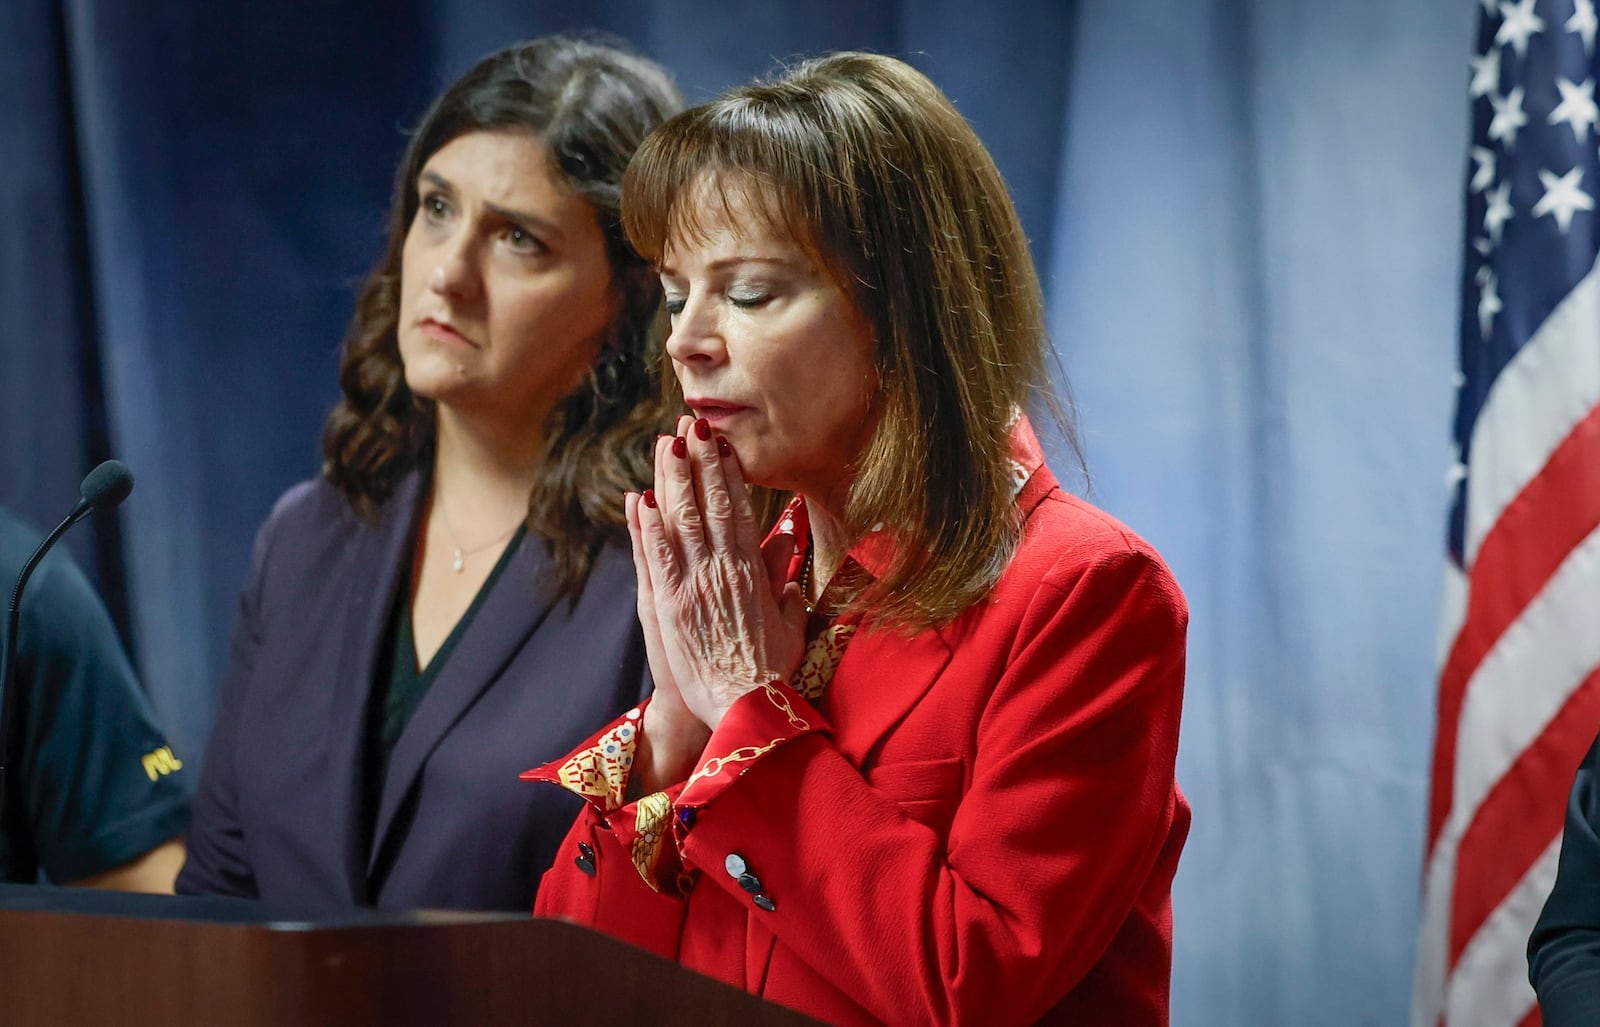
[0,0,1476,1022]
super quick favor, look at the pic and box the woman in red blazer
[524,52,1189,1025]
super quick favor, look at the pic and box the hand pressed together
[625,415,807,788]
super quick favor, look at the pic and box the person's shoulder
[1015,479,1185,615]
[262,477,355,533]
[253,475,394,551]
[0,506,42,577]
[0,506,94,597]
[1030,476,1171,563]
[0,507,121,657]
[244,475,387,582]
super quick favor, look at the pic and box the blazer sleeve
[1530,733,1600,1025]
[173,502,282,899]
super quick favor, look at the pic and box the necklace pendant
[451,547,466,573]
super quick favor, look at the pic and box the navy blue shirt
[0,508,189,882]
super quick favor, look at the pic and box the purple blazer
[176,473,649,912]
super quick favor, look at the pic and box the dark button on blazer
[177,473,649,912]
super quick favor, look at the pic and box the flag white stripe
[1451,526,1600,837]
[1435,561,1469,668]
[1414,560,1469,1027]
[1415,521,1600,1026]
[1464,254,1600,566]
[1442,835,1558,1026]
[1415,870,1448,1027]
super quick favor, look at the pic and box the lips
[685,398,751,422]
[418,317,477,348]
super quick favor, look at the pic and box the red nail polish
[717,436,732,458]
[642,489,657,509]
[672,436,688,459]
[694,417,712,440]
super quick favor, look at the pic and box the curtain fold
[1050,1,1474,1022]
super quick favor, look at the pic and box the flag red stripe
[1518,1003,1541,1027]
[1447,663,1600,968]
[1427,404,1600,858]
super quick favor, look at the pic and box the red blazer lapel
[827,624,953,768]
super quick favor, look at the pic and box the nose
[426,231,479,302]
[664,293,725,367]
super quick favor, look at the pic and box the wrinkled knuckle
[703,489,734,520]
[648,541,676,575]
[674,498,704,528]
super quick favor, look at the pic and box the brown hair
[622,52,1081,630]
[321,35,683,598]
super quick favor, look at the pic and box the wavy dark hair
[623,52,1082,631]
[321,35,683,598]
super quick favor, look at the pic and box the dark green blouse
[364,525,527,820]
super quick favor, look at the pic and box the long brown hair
[321,35,683,598]
[622,52,1081,631]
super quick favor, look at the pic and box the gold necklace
[434,497,521,574]
[799,545,819,615]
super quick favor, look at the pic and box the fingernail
[694,417,712,440]
[642,489,657,509]
[672,436,688,459]
[717,436,732,458]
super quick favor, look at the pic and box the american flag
[1415,1,1600,1024]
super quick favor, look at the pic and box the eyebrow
[418,170,566,241]
[657,255,809,277]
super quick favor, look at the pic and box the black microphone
[0,460,135,805]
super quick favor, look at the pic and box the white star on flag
[1471,47,1502,100]
[1477,269,1502,339]
[1484,179,1514,243]
[1471,146,1497,192]
[1497,0,1547,58]
[1488,86,1529,149]
[1445,441,1468,489]
[1570,0,1599,54]
[1532,166,1595,232]
[1548,78,1600,142]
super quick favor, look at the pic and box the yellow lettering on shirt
[140,746,183,782]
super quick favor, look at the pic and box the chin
[737,458,792,494]
[401,359,463,403]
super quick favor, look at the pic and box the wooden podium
[0,884,815,1025]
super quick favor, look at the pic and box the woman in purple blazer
[176,36,682,912]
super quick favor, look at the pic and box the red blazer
[528,424,1189,1026]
